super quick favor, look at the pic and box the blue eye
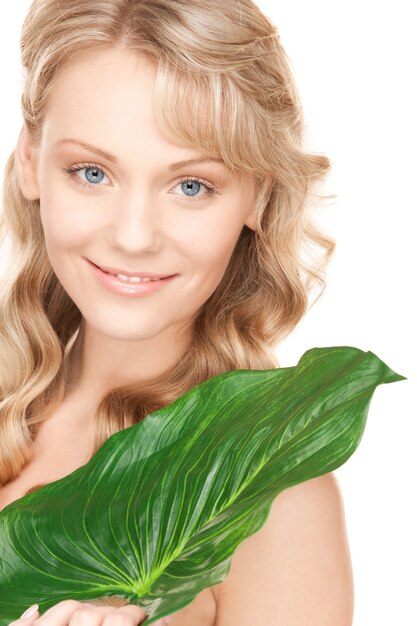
[181,180,201,196]
[84,167,105,184]
[63,163,108,187]
[177,178,216,199]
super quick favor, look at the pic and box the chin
[96,325,166,342]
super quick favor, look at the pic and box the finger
[147,613,175,625]
[31,599,107,625]
[66,605,112,626]
[7,605,40,625]
[101,604,147,626]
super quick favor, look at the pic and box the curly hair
[0,0,335,486]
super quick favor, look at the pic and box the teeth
[114,274,160,283]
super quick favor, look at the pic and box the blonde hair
[0,0,335,486]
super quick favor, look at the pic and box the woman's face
[18,47,257,344]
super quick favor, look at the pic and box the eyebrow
[55,138,225,170]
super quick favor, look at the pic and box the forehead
[43,48,157,134]
[41,48,215,164]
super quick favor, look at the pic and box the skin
[13,46,258,625]
[9,602,148,626]
[16,46,258,403]
[13,44,354,626]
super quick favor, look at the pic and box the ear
[14,125,40,200]
[244,205,257,232]
[242,175,259,232]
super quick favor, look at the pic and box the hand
[8,600,173,625]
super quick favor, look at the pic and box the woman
[0,0,352,624]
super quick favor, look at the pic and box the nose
[109,188,162,253]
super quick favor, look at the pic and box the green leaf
[0,346,406,624]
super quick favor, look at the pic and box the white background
[0,2,415,624]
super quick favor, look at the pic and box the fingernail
[20,605,39,619]
[164,617,173,624]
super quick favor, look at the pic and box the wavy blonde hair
[0,0,335,487]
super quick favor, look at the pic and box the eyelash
[62,162,219,200]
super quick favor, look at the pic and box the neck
[64,317,193,401]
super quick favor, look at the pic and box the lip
[86,258,177,298]
[86,259,172,279]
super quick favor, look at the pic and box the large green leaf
[0,346,406,624]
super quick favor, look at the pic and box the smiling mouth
[87,258,177,296]
[87,259,173,281]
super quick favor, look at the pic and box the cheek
[38,165,103,247]
[187,220,243,283]
[39,195,93,254]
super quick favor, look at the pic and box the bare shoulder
[211,472,354,626]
